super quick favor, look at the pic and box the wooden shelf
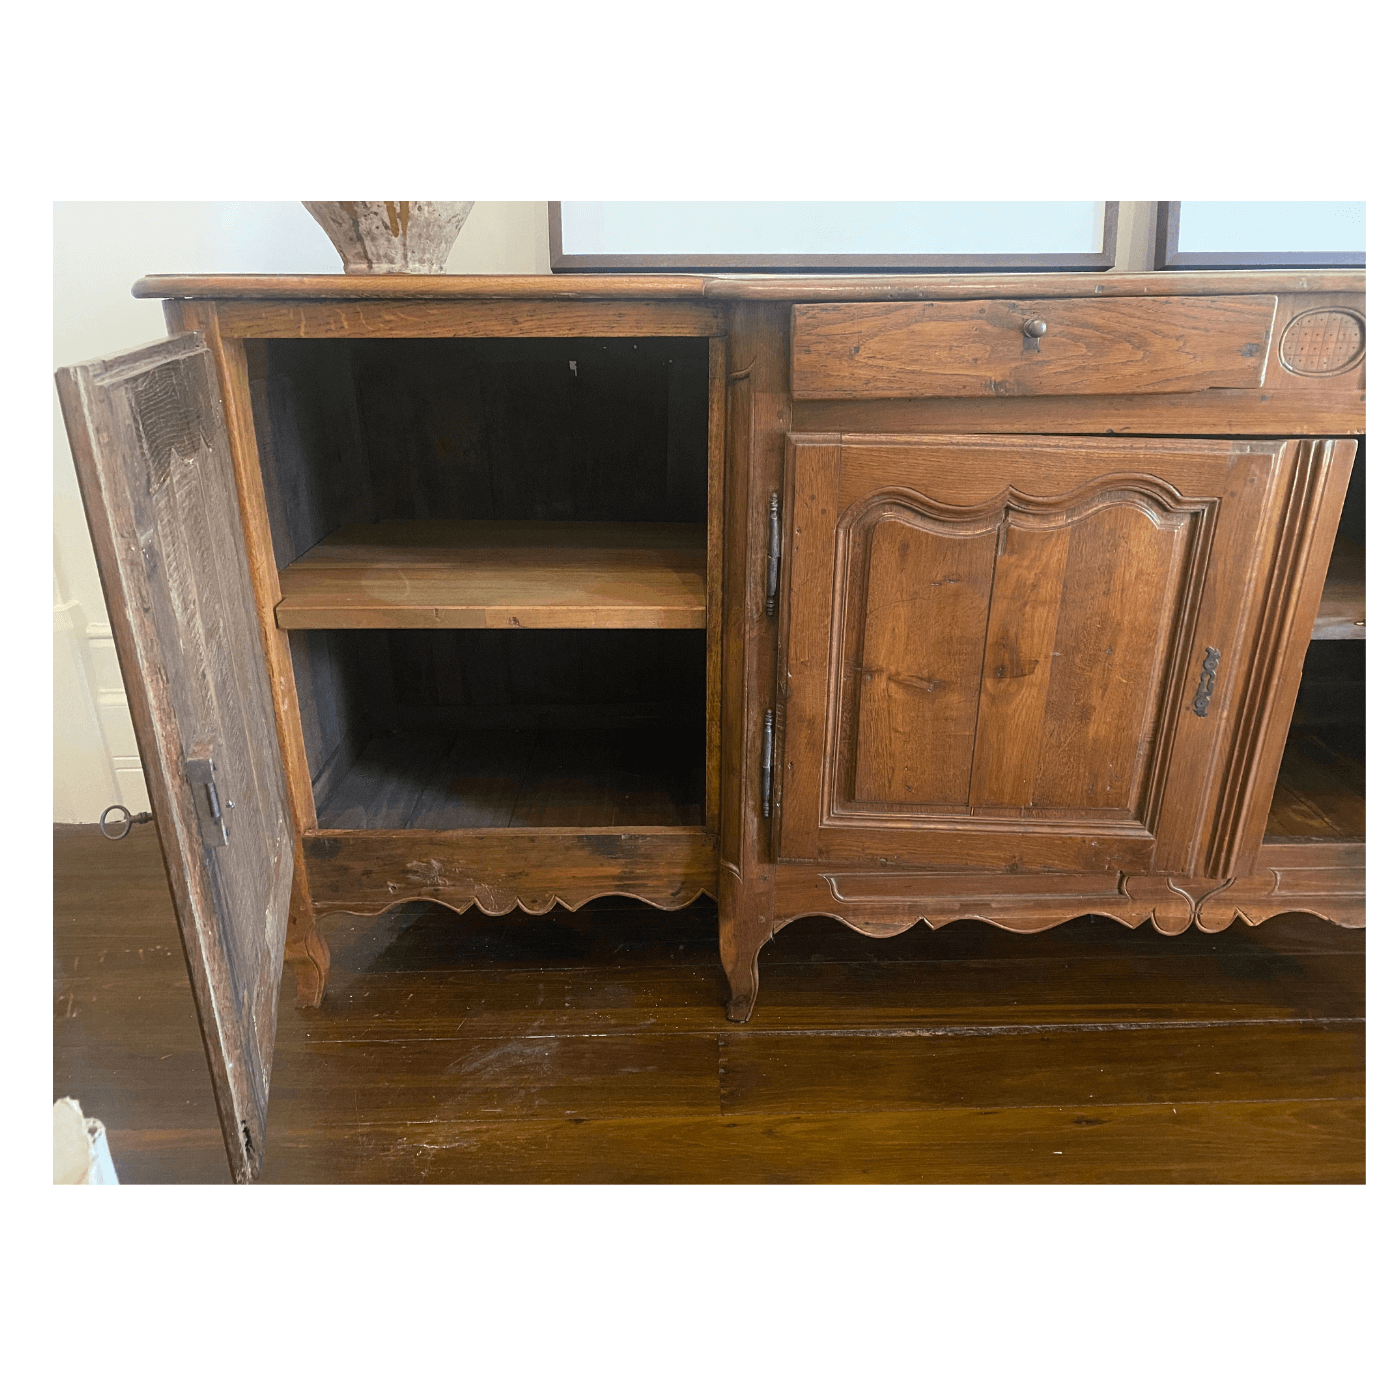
[1265,730,1364,843]
[317,721,705,830]
[1313,535,1364,639]
[276,520,707,630]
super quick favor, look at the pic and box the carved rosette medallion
[1278,309,1365,376]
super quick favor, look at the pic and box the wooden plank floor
[53,824,1365,1183]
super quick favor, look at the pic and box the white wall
[52,200,1149,823]
[52,202,551,822]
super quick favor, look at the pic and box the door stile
[1146,440,1296,873]
[1200,438,1358,876]
[705,335,727,834]
[774,433,842,861]
[164,299,329,1007]
[717,303,788,1020]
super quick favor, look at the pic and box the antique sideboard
[57,270,1364,1180]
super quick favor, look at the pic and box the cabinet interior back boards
[57,271,1365,1181]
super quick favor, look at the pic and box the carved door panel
[56,334,293,1183]
[775,433,1294,874]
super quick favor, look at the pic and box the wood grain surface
[791,296,1278,399]
[706,271,1364,303]
[1202,439,1357,876]
[55,338,294,1182]
[716,301,789,1020]
[303,827,718,916]
[774,433,1288,877]
[133,270,1365,302]
[138,274,716,300]
[210,299,723,340]
[792,389,1364,439]
[164,305,330,1011]
[705,338,726,833]
[1266,732,1364,841]
[315,721,705,830]
[1198,842,1364,931]
[54,823,1364,1184]
[275,520,707,630]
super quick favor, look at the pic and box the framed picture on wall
[548,202,1120,273]
[1153,201,1364,270]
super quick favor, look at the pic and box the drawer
[790,295,1278,399]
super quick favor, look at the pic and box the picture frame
[548,201,1120,273]
[1153,201,1364,270]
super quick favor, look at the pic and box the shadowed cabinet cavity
[250,332,722,934]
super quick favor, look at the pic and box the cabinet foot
[285,870,329,1009]
[719,867,773,1023]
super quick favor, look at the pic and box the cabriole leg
[719,865,774,1023]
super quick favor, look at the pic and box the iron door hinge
[765,492,781,617]
[186,756,229,847]
[761,710,775,818]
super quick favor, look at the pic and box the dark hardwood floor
[53,824,1365,1183]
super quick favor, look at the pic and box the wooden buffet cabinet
[57,270,1365,1181]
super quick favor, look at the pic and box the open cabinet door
[57,333,293,1183]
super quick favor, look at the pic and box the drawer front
[790,295,1278,399]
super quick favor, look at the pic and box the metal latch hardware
[1192,647,1222,718]
[186,756,229,847]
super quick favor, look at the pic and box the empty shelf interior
[250,335,711,574]
[1313,438,1365,640]
[1265,638,1364,844]
[276,519,706,630]
[318,718,704,830]
[1313,534,1364,639]
[1265,730,1365,841]
[294,629,707,831]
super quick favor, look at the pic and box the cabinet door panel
[57,333,292,1184]
[999,501,1186,813]
[966,518,1072,808]
[851,513,998,806]
[776,433,1291,874]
